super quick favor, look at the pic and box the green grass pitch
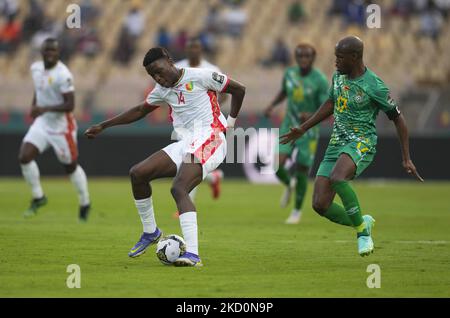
[1,178,449,297]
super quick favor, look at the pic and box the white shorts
[23,121,78,165]
[162,131,227,179]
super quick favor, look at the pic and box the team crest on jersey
[185,81,194,91]
[212,72,224,84]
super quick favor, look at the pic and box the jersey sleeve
[145,85,165,106]
[371,78,400,120]
[281,70,288,94]
[317,74,329,107]
[58,70,75,94]
[200,69,230,93]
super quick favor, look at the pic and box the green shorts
[316,140,376,179]
[279,120,319,168]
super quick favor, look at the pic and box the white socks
[189,186,198,201]
[134,197,157,234]
[179,212,198,255]
[21,161,44,199]
[70,165,90,207]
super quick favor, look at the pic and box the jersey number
[177,92,185,104]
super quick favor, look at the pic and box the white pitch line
[335,240,448,244]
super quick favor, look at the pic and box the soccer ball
[156,234,186,265]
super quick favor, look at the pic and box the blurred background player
[18,38,91,221]
[85,47,246,267]
[265,43,328,224]
[281,36,423,256]
[174,36,226,203]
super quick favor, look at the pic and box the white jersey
[175,59,222,73]
[30,61,75,133]
[145,68,230,139]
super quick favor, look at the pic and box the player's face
[295,47,315,70]
[186,41,202,61]
[334,47,353,75]
[41,43,59,67]
[145,58,179,88]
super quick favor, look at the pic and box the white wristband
[227,116,236,128]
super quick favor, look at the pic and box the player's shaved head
[336,36,364,59]
[334,36,365,76]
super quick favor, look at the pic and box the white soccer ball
[156,234,186,265]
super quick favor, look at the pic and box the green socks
[275,165,290,186]
[294,172,308,210]
[323,202,353,226]
[331,180,368,235]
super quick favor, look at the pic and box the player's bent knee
[329,173,346,185]
[312,199,330,216]
[170,184,188,201]
[129,165,148,183]
[18,152,33,165]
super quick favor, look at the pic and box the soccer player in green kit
[281,36,423,256]
[265,43,329,224]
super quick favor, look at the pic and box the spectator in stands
[391,0,415,18]
[260,38,291,68]
[113,26,136,65]
[80,0,101,25]
[434,0,450,19]
[344,0,367,28]
[58,27,79,63]
[419,0,444,39]
[123,6,145,39]
[328,0,350,15]
[0,15,21,55]
[156,26,171,49]
[288,0,306,24]
[223,4,247,38]
[21,0,44,42]
[171,29,188,61]
[78,26,101,58]
[0,0,18,19]
[204,5,222,34]
[198,28,217,58]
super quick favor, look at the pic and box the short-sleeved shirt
[328,68,400,148]
[30,61,75,133]
[145,67,230,139]
[282,66,329,129]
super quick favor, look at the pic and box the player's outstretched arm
[393,113,424,182]
[280,99,334,145]
[222,79,246,128]
[84,102,158,139]
[264,89,287,118]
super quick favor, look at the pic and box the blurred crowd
[0,0,449,68]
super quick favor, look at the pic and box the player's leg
[19,126,49,217]
[170,154,203,267]
[50,129,91,221]
[312,175,352,226]
[329,153,375,256]
[128,150,178,257]
[285,163,309,224]
[278,152,296,208]
[63,161,91,221]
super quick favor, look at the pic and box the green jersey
[328,68,400,148]
[282,66,329,128]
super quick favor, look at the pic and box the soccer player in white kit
[19,38,91,221]
[175,37,225,205]
[85,47,245,266]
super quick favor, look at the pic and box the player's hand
[84,124,104,139]
[403,159,424,182]
[280,127,305,146]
